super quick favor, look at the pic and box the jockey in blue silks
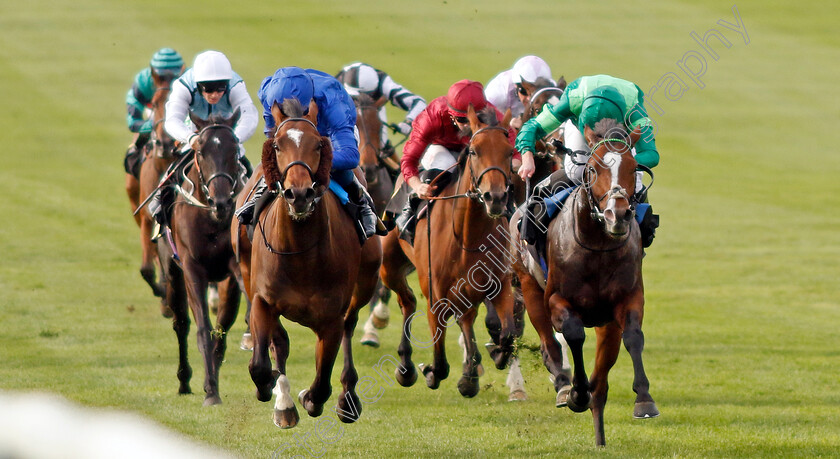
[257,66,385,241]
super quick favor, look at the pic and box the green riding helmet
[150,48,184,78]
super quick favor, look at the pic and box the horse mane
[592,118,627,142]
[282,98,306,118]
[262,138,282,190]
[353,93,374,107]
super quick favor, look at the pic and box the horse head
[263,99,331,220]
[523,77,566,158]
[354,94,387,185]
[149,85,177,159]
[462,105,514,218]
[188,109,242,222]
[582,119,642,237]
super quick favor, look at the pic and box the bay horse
[510,119,659,446]
[156,110,245,406]
[379,105,516,398]
[354,93,397,347]
[232,99,381,428]
[136,83,177,304]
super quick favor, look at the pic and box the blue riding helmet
[258,66,315,115]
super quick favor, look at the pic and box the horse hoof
[336,392,362,424]
[178,385,191,395]
[371,303,389,329]
[203,394,222,406]
[395,365,417,387]
[160,302,174,319]
[256,386,272,403]
[633,401,660,419]
[457,375,480,398]
[239,333,254,351]
[556,385,571,408]
[420,364,440,390]
[508,389,527,402]
[273,406,300,429]
[360,332,380,348]
[298,389,324,417]
[567,388,591,413]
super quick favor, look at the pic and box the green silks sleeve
[633,125,659,168]
[516,118,547,154]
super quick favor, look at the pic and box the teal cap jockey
[579,86,626,130]
[150,48,183,77]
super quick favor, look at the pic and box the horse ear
[271,102,285,127]
[306,100,319,125]
[374,95,388,109]
[467,104,479,131]
[629,125,642,147]
[501,108,512,129]
[229,108,241,127]
[189,111,207,130]
[556,76,567,91]
[583,125,599,147]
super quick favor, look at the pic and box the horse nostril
[624,210,635,221]
[207,197,216,207]
[283,188,296,203]
[305,188,315,201]
[483,191,493,203]
[604,208,616,223]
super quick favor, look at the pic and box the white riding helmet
[511,55,552,85]
[193,51,233,83]
[342,63,379,96]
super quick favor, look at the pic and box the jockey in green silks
[515,74,660,249]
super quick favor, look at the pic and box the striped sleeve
[379,73,427,122]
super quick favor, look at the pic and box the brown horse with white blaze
[233,99,381,428]
[511,119,659,446]
[379,105,517,397]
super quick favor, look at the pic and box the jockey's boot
[395,193,421,244]
[148,186,174,240]
[347,176,388,241]
[234,180,268,226]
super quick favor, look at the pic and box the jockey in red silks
[392,79,529,240]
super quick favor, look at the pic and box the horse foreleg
[211,274,240,378]
[126,173,141,227]
[550,293,590,413]
[299,318,342,418]
[249,295,277,402]
[517,271,571,404]
[270,321,298,429]
[488,286,516,369]
[590,323,622,447]
[623,307,659,420]
[182,261,219,406]
[165,260,191,395]
[421,298,450,390]
[140,216,166,300]
[336,309,362,424]
[379,237,418,387]
[455,307,481,398]
[234,225,254,351]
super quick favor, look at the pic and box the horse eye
[469,149,476,156]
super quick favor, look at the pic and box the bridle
[176,124,241,209]
[270,117,325,208]
[581,137,635,223]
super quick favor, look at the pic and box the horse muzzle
[283,186,317,220]
[602,205,635,236]
[482,190,509,219]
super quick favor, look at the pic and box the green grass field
[2,0,839,457]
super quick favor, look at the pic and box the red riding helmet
[446,80,487,116]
